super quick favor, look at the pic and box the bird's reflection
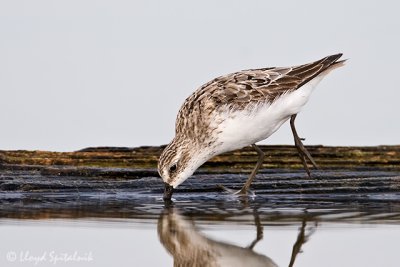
[158,208,315,267]
[288,216,316,267]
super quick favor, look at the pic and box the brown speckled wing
[207,53,343,110]
[176,54,343,137]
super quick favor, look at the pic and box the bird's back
[175,54,345,146]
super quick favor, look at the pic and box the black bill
[163,182,174,200]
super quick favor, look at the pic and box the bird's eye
[169,164,177,173]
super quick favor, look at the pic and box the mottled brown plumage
[158,209,278,267]
[159,54,345,198]
[175,54,344,138]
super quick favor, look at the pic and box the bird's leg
[247,209,263,250]
[288,216,317,267]
[290,114,318,178]
[237,144,265,195]
[218,144,264,196]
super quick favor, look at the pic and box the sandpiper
[159,54,345,200]
[158,209,278,267]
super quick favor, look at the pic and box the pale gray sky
[0,0,399,151]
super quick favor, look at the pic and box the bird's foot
[217,184,256,197]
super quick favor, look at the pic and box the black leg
[219,144,265,195]
[237,144,265,195]
[290,114,318,178]
[247,210,263,250]
[288,216,316,267]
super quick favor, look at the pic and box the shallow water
[1,168,400,266]
[1,216,399,267]
[2,196,400,267]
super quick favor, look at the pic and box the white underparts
[170,72,330,189]
[214,73,328,154]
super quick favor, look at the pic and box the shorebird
[158,209,278,267]
[159,54,345,200]
[158,208,314,267]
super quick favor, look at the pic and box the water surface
[1,168,400,266]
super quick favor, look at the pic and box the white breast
[213,75,326,154]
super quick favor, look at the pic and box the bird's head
[158,137,211,200]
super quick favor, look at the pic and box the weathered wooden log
[1,145,400,220]
[0,145,399,170]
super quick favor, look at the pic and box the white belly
[213,76,324,154]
